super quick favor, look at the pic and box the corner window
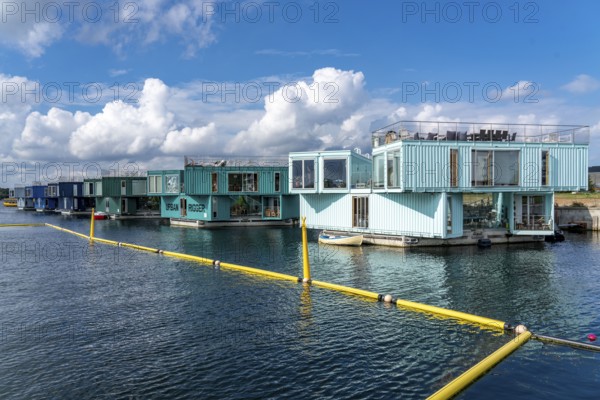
[292,160,315,189]
[323,158,347,189]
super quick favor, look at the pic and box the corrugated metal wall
[185,167,289,195]
[160,196,183,218]
[375,142,587,192]
[370,193,444,237]
[301,193,352,229]
[301,192,446,238]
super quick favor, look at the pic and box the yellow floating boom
[427,331,532,400]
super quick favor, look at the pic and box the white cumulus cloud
[562,74,600,94]
[228,67,368,154]
[68,78,174,159]
[161,123,219,154]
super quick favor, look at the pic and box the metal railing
[185,156,289,168]
[372,121,590,147]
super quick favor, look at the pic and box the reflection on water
[0,208,599,399]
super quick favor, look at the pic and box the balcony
[514,215,554,233]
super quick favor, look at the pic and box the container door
[180,198,187,217]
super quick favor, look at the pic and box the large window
[292,160,315,189]
[471,150,519,186]
[323,158,347,188]
[165,175,179,193]
[373,155,385,188]
[228,173,258,192]
[148,175,162,193]
[212,173,218,192]
[387,151,401,188]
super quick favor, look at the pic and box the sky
[1,0,600,184]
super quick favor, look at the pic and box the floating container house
[14,186,33,210]
[83,176,149,217]
[57,181,89,213]
[290,121,589,247]
[148,157,299,227]
[32,183,58,212]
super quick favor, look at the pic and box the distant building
[148,157,299,227]
[589,166,600,189]
[83,176,149,217]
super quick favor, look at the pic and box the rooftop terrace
[372,121,590,147]
[184,156,289,168]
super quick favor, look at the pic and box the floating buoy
[587,334,597,341]
[515,324,528,334]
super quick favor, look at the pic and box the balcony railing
[372,121,590,147]
[515,215,553,231]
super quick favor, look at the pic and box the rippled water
[0,208,599,399]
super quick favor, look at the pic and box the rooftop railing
[184,156,289,168]
[372,121,590,147]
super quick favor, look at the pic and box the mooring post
[301,217,311,283]
[89,207,95,240]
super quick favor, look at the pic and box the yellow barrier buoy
[301,217,311,283]
[89,207,95,240]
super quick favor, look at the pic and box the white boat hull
[318,232,363,246]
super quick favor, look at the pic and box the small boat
[93,211,109,220]
[318,231,363,246]
[3,199,17,207]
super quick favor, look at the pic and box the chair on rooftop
[501,131,509,141]
[458,131,468,141]
[493,130,502,141]
[510,132,517,141]
[426,132,437,140]
[446,131,457,141]
[385,131,397,144]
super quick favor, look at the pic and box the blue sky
[1,0,600,182]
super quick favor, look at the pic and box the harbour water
[1,207,599,399]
